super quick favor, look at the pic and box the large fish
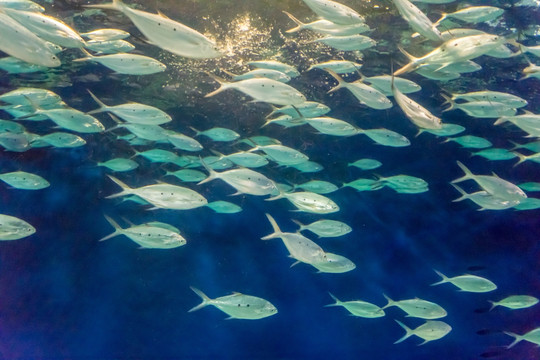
[85,0,221,58]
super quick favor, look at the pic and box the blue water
[1,0,540,359]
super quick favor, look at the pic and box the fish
[74,49,166,75]
[357,128,411,147]
[302,0,365,25]
[471,148,517,161]
[441,95,517,118]
[100,215,186,249]
[0,213,35,240]
[0,9,60,67]
[84,39,135,54]
[348,158,382,170]
[326,70,392,110]
[307,60,363,74]
[283,11,369,35]
[222,68,291,83]
[261,214,328,265]
[106,175,208,210]
[0,0,44,12]
[292,219,351,238]
[3,8,85,48]
[245,60,300,78]
[205,201,242,214]
[0,56,47,74]
[363,75,421,96]
[436,6,504,25]
[452,161,527,203]
[445,135,492,149]
[0,87,62,106]
[80,28,130,41]
[392,0,442,41]
[268,190,340,214]
[383,294,447,319]
[98,158,139,172]
[188,287,277,320]
[310,34,376,51]
[489,295,539,311]
[87,90,172,125]
[0,171,49,190]
[495,112,540,137]
[205,74,306,106]
[0,132,31,152]
[0,119,24,134]
[445,90,528,108]
[210,150,269,168]
[38,132,87,148]
[166,131,203,152]
[85,0,221,58]
[249,144,308,166]
[431,270,497,292]
[394,320,452,345]
[325,293,384,317]
[198,159,276,196]
[451,184,519,211]
[392,75,442,129]
[342,178,384,192]
[310,252,356,273]
[190,127,240,142]
[134,149,180,164]
[165,169,207,182]
[305,116,358,136]
[504,327,540,348]
[294,180,339,194]
[266,102,330,118]
[417,123,465,137]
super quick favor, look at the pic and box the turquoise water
[0,0,540,359]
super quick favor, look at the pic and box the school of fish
[0,0,539,354]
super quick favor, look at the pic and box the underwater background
[0,0,540,359]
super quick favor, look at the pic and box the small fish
[292,219,351,238]
[0,0,44,12]
[310,252,355,273]
[0,132,31,152]
[451,184,519,211]
[223,68,291,83]
[211,150,268,168]
[504,327,540,348]
[518,182,540,192]
[291,161,324,173]
[383,294,447,319]
[302,0,365,25]
[349,158,382,170]
[325,293,384,317]
[307,60,363,74]
[0,119,24,134]
[188,287,277,320]
[305,116,358,137]
[80,28,130,41]
[190,126,240,142]
[205,74,306,106]
[38,132,86,148]
[165,169,207,182]
[75,49,166,75]
[85,0,221,58]
[342,178,384,192]
[392,75,441,129]
[326,70,392,110]
[98,158,139,172]
[166,131,203,152]
[0,171,49,190]
[436,6,504,24]
[294,180,339,194]
[446,90,528,108]
[284,11,369,36]
[0,56,47,74]
[266,102,330,118]
[246,60,300,77]
[249,144,308,166]
[0,213,35,240]
[417,123,465,137]
[445,135,492,149]
[472,148,517,161]
[392,0,442,41]
[100,216,185,249]
[84,39,135,54]
[206,201,242,214]
[513,198,540,211]
[431,270,497,292]
[268,190,339,214]
[442,95,517,118]
[363,75,421,96]
[358,128,411,147]
[489,295,539,311]
[310,34,376,51]
[394,320,452,345]
[422,60,481,74]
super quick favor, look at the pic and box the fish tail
[197,157,220,185]
[431,269,449,286]
[73,48,95,62]
[105,175,133,198]
[189,126,201,136]
[221,69,237,78]
[324,69,346,94]
[291,219,305,232]
[507,140,522,150]
[86,89,109,114]
[488,300,498,311]
[504,331,524,348]
[283,11,305,33]
[209,149,225,158]
[394,320,413,344]
[204,72,230,98]
[261,213,283,240]
[99,215,124,241]
[493,116,509,126]
[394,46,419,76]
[324,292,342,307]
[188,286,212,312]
[451,161,473,184]
[512,152,528,167]
[440,94,455,112]
[450,183,469,202]
[382,294,395,309]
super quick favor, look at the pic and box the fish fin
[283,11,305,33]
[99,215,124,241]
[325,292,342,307]
[488,300,498,311]
[224,316,236,320]
[450,183,468,202]
[417,340,429,346]
[261,213,283,240]
[382,293,394,309]
[156,10,170,19]
[105,175,133,198]
[431,269,449,286]
[291,219,305,231]
[394,46,419,76]
[188,286,213,312]
[440,93,455,112]
[451,161,473,184]
[504,331,524,348]
[512,152,528,167]
[197,157,220,185]
[73,48,95,62]
[290,260,301,268]
[324,69,347,94]
[394,320,413,344]
[86,89,109,114]
[221,69,238,78]
[188,126,201,136]
[204,72,230,98]
[228,190,243,196]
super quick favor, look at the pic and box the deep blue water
[1,0,540,359]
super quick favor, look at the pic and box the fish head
[263,302,279,315]
[45,54,62,68]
